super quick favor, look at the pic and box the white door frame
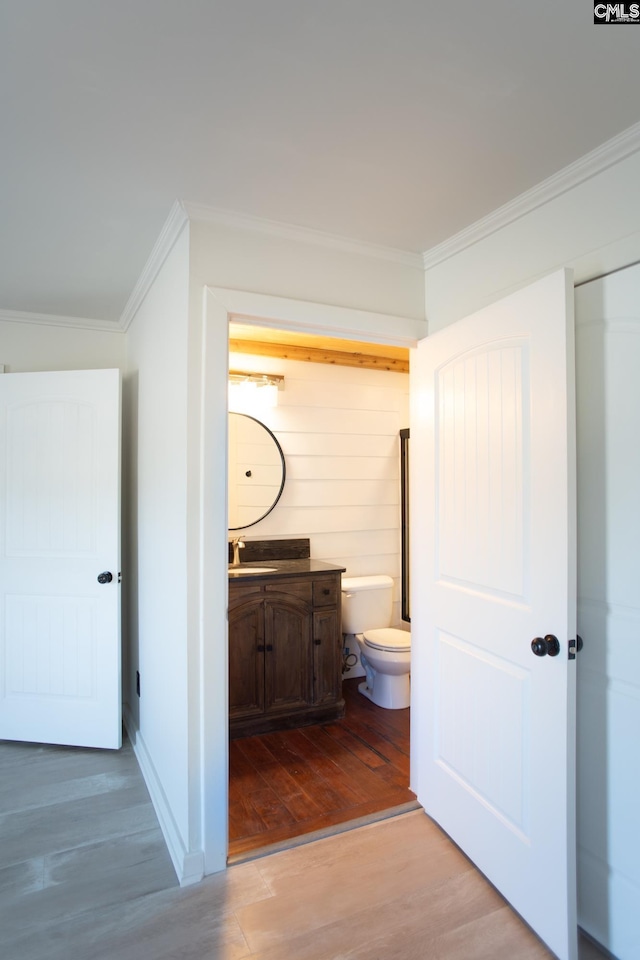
[199,286,422,874]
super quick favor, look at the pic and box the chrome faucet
[231,537,245,566]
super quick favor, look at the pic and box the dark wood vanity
[228,558,346,738]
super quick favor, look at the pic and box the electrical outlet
[136,670,140,697]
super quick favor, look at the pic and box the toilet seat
[362,627,411,653]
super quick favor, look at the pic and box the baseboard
[123,705,205,886]
[578,927,617,960]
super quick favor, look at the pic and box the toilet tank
[341,575,393,634]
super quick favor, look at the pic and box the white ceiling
[2,1,640,324]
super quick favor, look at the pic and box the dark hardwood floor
[228,677,418,860]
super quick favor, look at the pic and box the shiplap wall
[228,349,409,622]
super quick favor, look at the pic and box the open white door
[410,270,577,959]
[0,369,121,749]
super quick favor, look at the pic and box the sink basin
[228,566,277,575]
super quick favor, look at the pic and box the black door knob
[531,634,560,657]
[97,571,113,584]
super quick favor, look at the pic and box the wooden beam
[228,339,409,373]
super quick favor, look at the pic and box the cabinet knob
[322,588,330,595]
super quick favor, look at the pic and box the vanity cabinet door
[228,599,265,720]
[264,596,312,713]
[312,608,342,705]
[228,570,345,737]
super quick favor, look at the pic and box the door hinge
[568,635,583,660]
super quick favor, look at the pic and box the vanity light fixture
[228,370,284,412]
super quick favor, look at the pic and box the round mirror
[228,413,286,530]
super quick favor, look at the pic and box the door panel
[228,600,265,719]
[312,609,341,705]
[438,341,528,601]
[6,595,97,699]
[7,398,98,555]
[0,369,121,749]
[410,269,577,960]
[436,632,530,835]
[265,598,312,711]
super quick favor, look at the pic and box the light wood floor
[0,736,607,960]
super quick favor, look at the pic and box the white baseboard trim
[123,705,205,887]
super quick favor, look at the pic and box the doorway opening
[226,320,417,861]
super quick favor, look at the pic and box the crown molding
[119,200,190,331]
[422,120,640,271]
[0,307,121,332]
[182,200,423,270]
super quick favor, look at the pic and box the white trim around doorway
[199,286,424,875]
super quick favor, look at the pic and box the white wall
[424,150,640,334]
[229,348,410,622]
[190,219,426,323]
[123,224,198,882]
[575,265,640,960]
[0,317,125,372]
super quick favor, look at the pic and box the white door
[0,369,121,749]
[410,270,577,960]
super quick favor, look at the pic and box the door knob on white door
[531,634,560,657]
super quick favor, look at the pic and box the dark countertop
[228,558,346,581]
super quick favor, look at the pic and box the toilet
[341,575,411,710]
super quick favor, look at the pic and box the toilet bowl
[341,576,411,710]
[356,628,411,709]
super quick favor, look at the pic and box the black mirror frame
[400,428,410,622]
[228,413,286,531]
